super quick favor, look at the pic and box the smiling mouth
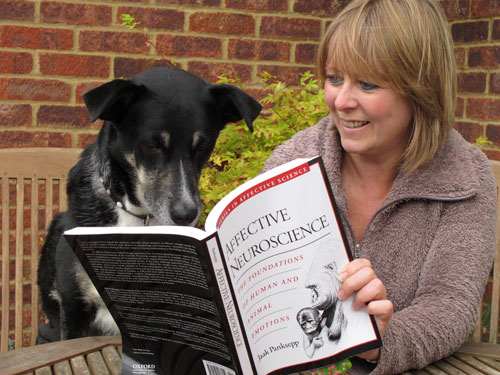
[343,120,369,129]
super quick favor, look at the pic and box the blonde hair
[318,0,457,174]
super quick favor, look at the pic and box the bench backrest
[0,148,81,352]
[471,159,500,344]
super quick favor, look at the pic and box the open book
[64,156,382,375]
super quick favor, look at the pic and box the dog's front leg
[59,298,95,340]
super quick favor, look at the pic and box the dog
[36,67,262,343]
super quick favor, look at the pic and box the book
[64,156,382,375]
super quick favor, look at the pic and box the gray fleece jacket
[261,116,497,374]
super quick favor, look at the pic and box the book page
[206,157,381,375]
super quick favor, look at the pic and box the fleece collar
[390,130,479,201]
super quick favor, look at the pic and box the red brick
[156,0,220,5]
[484,149,500,161]
[260,17,321,40]
[157,35,222,58]
[439,0,470,20]
[0,52,33,74]
[257,65,313,86]
[490,73,500,95]
[451,21,489,44]
[76,82,105,104]
[113,57,177,78]
[0,131,71,148]
[454,121,483,144]
[455,47,466,68]
[296,43,318,64]
[0,104,32,126]
[0,1,35,21]
[40,54,110,78]
[486,124,500,146]
[77,133,98,149]
[228,39,290,62]
[41,2,111,26]
[187,62,252,84]
[468,47,500,68]
[37,106,93,128]
[226,0,287,11]
[0,78,71,102]
[79,31,149,54]
[457,72,487,94]
[0,26,73,50]
[455,97,464,117]
[493,20,500,40]
[294,0,342,16]
[189,12,254,36]
[117,7,184,31]
[466,98,500,121]
[471,0,500,17]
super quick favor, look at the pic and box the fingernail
[338,289,346,300]
[339,272,347,282]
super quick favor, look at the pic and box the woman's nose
[335,82,358,111]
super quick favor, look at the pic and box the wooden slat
[31,176,40,347]
[459,341,500,360]
[35,367,53,375]
[477,357,500,372]
[101,345,122,375]
[489,160,500,344]
[433,359,468,375]
[46,177,54,234]
[0,149,81,178]
[0,335,121,375]
[60,178,68,212]
[70,356,91,375]
[421,364,454,375]
[444,355,490,374]
[472,305,483,342]
[86,351,111,375]
[15,178,24,350]
[53,360,73,375]
[454,353,500,375]
[1,175,10,352]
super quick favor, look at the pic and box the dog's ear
[83,79,145,123]
[210,84,262,132]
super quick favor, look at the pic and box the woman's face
[324,72,414,164]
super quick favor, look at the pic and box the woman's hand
[338,258,393,361]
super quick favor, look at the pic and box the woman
[261,0,497,373]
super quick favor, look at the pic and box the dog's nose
[171,201,199,226]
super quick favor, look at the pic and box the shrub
[198,71,329,225]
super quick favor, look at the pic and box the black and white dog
[37,67,262,343]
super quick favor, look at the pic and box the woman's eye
[327,75,342,85]
[360,81,379,91]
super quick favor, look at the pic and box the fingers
[339,258,373,282]
[366,299,394,340]
[337,258,394,351]
[338,259,387,309]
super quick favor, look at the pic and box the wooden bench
[0,148,81,352]
[0,335,122,375]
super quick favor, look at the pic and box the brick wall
[0,0,498,349]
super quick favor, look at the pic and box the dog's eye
[195,140,210,153]
[140,141,163,154]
